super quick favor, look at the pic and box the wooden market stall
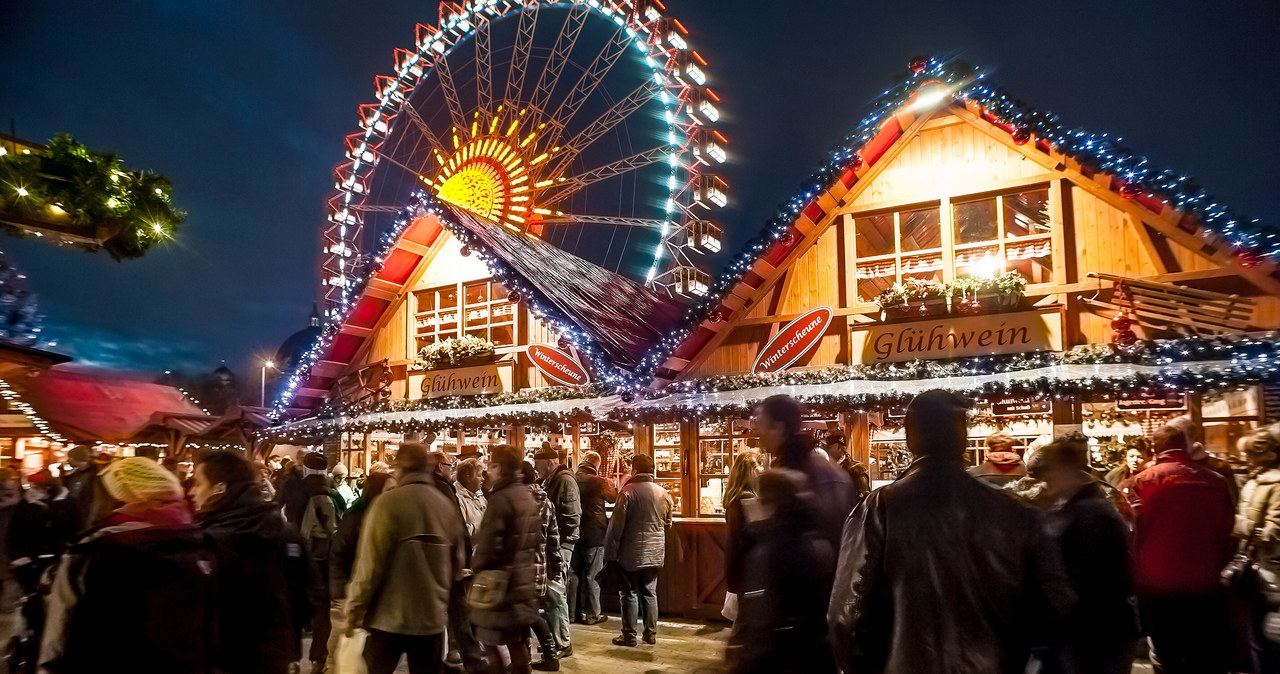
[271,60,1280,620]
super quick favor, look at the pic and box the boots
[531,631,560,671]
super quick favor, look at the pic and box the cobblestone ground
[303,621,1170,674]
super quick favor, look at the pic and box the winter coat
[345,472,466,636]
[198,484,316,673]
[829,455,1074,674]
[298,475,338,561]
[330,494,375,598]
[542,465,581,552]
[470,475,543,632]
[1235,467,1280,606]
[40,502,214,674]
[1199,453,1240,505]
[733,498,837,674]
[1043,481,1139,647]
[969,451,1028,488]
[61,464,99,529]
[1124,450,1235,596]
[1104,464,1138,490]
[724,490,760,595]
[9,492,79,564]
[455,485,486,543]
[776,437,855,549]
[604,474,673,572]
[574,463,617,548]
[531,482,563,595]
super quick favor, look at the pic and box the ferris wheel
[321,0,729,313]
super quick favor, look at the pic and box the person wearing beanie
[193,450,316,674]
[293,451,339,672]
[830,389,1073,674]
[40,457,214,673]
[969,431,1028,487]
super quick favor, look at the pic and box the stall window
[853,205,943,302]
[952,188,1053,284]
[696,418,757,516]
[652,423,683,515]
[415,278,516,354]
[852,186,1055,303]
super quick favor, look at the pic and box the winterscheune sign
[852,310,1060,363]
[421,363,502,399]
[527,344,590,386]
[753,307,833,374]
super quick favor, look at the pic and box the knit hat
[332,462,349,478]
[302,452,327,470]
[101,457,184,504]
[533,445,559,460]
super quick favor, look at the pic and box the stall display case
[696,418,756,516]
[652,422,683,514]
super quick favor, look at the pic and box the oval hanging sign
[528,344,591,386]
[753,307,833,374]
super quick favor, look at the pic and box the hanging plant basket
[416,335,497,370]
[876,272,1027,321]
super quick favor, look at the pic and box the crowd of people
[721,391,1280,674]
[0,435,673,674]
[2,388,1279,673]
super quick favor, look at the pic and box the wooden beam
[833,173,1060,217]
[950,105,1280,294]
[1129,217,1175,275]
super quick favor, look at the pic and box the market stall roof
[438,204,686,373]
[635,57,1280,388]
[18,367,204,444]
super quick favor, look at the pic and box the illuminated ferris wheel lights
[694,174,729,208]
[694,130,728,165]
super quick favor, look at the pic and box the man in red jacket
[1124,424,1235,674]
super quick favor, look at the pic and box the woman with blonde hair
[723,450,763,626]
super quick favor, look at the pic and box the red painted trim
[349,296,392,329]
[376,248,422,286]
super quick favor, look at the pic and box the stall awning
[17,368,204,444]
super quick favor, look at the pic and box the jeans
[1249,591,1280,674]
[1144,592,1229,674]
[308,552,332,664]
[541,548,572,651]
[447,580,485,670]
[363,628,444,674]
[618,567,660,637]
[569,545,604,619]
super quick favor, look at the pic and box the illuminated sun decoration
[420,108,566,236]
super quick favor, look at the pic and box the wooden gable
[670,102,1280,382]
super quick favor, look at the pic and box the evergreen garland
[0,134,184,259]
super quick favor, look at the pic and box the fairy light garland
[0,378,67,444]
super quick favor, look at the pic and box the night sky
[3,0,1277,380]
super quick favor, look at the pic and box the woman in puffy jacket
[1235,426,1280,674]
[471,446,544,673]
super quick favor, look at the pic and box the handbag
[467,495,531,610]
[1223,528,1261,592]
[721,591,739,621]
[467,569,511,610]
[334,628,368,674]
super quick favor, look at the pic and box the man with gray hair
[571,450,617,624]
[534,444,580,657]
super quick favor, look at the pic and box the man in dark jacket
[754,395,853,551]
[345,442,467,674]
[1031,437,1139,673]
[571,450,616,624]
[535,444,581,657]
[605,454,673,647]
[193,450,316,674]
[829,389,1074,674]
[425,448,486,673]
[1124,424,1235,674]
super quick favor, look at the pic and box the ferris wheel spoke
[540,214,669,229]
[503,3,539,113]
[375,150,434,180]
[400,104,446,154]
[432,54,469,137]
[545,78,664,178]
[541,145,675,205]
[474,16,494,117]
[528,6,588,118]
[542,24,632,143]
[348,203,410,214]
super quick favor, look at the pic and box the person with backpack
[295,451,339,672]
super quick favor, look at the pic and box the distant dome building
[275,305,322,374]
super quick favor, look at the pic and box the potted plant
[875,271,1027,320]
